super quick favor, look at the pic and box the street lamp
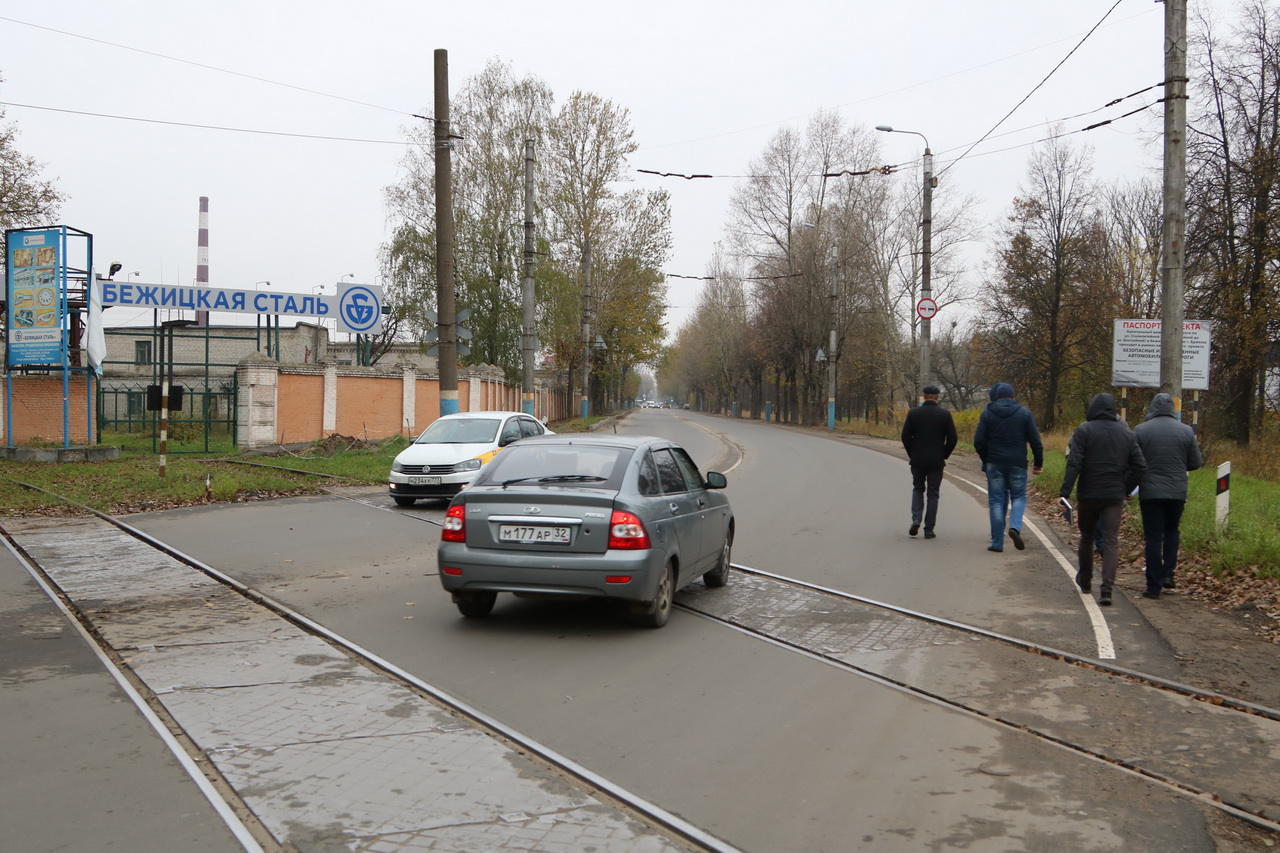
[876,125,935,397]
[129,271,140,281]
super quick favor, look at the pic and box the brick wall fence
[2,358,570,449]
[237,355,572,449]
[0,373,96,445]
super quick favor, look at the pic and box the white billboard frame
[1111,319,1211,390]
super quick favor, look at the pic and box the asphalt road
[117,409,1231,851]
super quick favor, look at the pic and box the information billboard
[1111,320,1211,390]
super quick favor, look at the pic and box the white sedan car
[388,411,553,506]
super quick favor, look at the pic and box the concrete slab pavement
[1,515,712,853]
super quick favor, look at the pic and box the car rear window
[481,443,628,487]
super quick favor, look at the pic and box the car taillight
[608,510,650,550]
[442,505,466,542]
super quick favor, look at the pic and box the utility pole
[579,241,592,420]
[827,249,837,431]
[920,144,934,393]
[522,140,537,416]
[876,126,935,400]
[1159,0,1188,416]
[434,48,459,416]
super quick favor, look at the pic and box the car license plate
[498,524,571,545]
[407,476,441,485]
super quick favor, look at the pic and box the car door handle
[669,502,681,515]
[697,498,706,509]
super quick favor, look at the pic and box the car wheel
[703,532,733,588]
[454,591,496,618]
[393,496,417,507]
[632,562,674,628]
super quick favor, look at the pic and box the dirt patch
[300,434,381,456]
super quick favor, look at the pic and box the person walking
[974,382,1044,552]
[1059,393,1146,606]
[901,385,958,540]
[1133,393,1203,599]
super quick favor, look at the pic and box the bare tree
[0,93,66,270]
[1185,1,1280,443]
[977,133,1116,430]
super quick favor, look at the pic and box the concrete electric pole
[434,48,459,416]
[522,139,537,416]
[1158,0,1188,416]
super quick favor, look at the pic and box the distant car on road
[388,411,552,506]
[437,434,734,627]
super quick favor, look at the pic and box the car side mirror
[704,471,727,489]
[499,435,517,447]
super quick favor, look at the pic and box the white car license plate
[498,524,571,545]
[408,476,441,485]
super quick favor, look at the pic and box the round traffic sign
[916,297,938,320]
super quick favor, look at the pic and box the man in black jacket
[901,385,958,539]
[1060,393,1147,605]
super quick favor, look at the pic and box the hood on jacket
[1087,393,1118,421]
[989,382,1015,401]
[987,397,1023,418]
[1145,392,1177,421]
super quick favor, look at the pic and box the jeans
[1139,498,1186,594]
[1077,499,1123,593]
[986,464,1028,548]
[910,464,944,532]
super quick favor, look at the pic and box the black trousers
[910,464,944,532]
[1077,499,1123,592]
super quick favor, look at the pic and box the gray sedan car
[437,434,733,627]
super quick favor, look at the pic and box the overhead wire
[638,80,1164,185]
[0,101,419,145]
[937,0,1128,177]
[0,14,417,118]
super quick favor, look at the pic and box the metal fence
[97,327,242,453]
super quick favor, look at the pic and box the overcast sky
[0,0,1229,336]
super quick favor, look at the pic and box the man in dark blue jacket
[1134,393,1203,599]
[974,382,1044,552]
[1060,393,1146,605]
[901,385,958,539]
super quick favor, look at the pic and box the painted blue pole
[765,400,772,422]
[827,399,836,431]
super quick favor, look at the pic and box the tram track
[5,474,1279,842]
[0,477,733,853]
[678,563,1280,835]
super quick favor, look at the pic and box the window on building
[135,340,152,365]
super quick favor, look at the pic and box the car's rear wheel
[454,591,496,618]
[393,496,417,507]
[703,532,733,588]
[632,562,674,628]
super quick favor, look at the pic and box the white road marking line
[948,472,1116,660]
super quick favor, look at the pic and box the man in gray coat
[1133,393,1204,599]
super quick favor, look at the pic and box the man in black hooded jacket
[1059,393,1146,605]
